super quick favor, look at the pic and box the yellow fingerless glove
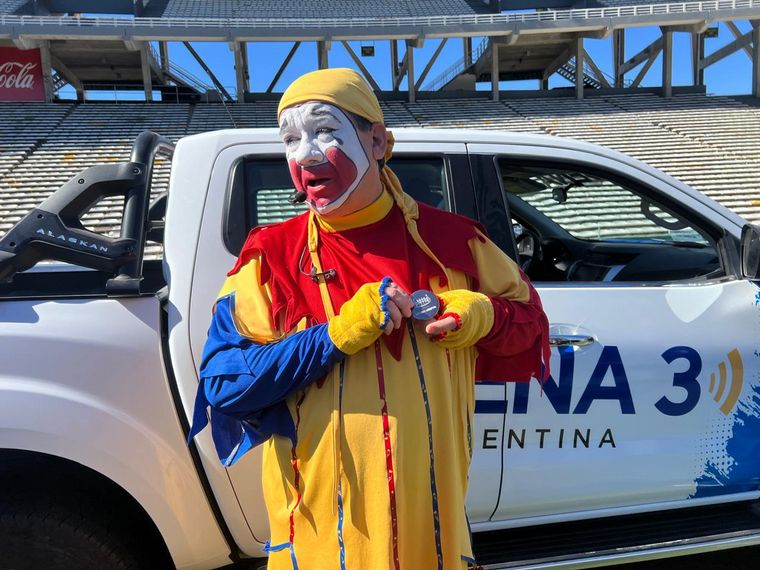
[327,278,392,355]
[433,289,494,349]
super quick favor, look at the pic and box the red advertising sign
[0,47,45,102]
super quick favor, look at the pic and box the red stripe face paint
[279,102,370,215]
[287,146,358,210]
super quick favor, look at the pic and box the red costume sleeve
[475,279,550,382]
[467,232,550,383]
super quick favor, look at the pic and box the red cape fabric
[229,202,547,381]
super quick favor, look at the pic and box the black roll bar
[107,131,175,295]
[0,131,175,295]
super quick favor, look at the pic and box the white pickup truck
[1,129,759,570]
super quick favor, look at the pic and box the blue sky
[61,20,753,100]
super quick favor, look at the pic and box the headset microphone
[310,267,337,283]
[288,190,307,204]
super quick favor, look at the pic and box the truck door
[467,142,760,524]
[189,141,504,542]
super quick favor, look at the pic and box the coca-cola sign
[0,47,44,101]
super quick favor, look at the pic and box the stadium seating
[188,101,278,131]
[0,103,188,258]
[591,0,674,6]
[0,0,27,15]
[1,93,759,260]
[0,102,73,233]
[161,0,495,19]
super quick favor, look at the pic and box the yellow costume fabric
[199,68,546,569]
[226,199,530,569]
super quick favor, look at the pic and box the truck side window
[497,160,723,284]
[225,156,449,255]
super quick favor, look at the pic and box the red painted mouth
[288,147,358,209]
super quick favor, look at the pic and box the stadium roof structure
[1,1,757,41]
[159,0,498,19]
[0,0,759,103]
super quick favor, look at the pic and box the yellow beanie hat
[277,68,384,124]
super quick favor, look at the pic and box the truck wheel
[0,502,148,570]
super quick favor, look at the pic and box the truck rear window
[224,156,449,255]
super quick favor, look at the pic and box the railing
[0,0,758,30]
[424,36,634,92]
[558,57,603,89]
[148,43,213,94]
[558,57,635,89]
[424,36,489,92]
[592,60,634,89]
[55,83,238,103]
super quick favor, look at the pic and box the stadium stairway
[1,93,759,260]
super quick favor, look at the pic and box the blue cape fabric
[188,293,344,466]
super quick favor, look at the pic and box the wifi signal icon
[708,349,744,416]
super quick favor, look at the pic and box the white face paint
[279,101,371,215]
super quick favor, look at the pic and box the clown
[190,68,550,569]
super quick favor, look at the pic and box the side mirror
[740,223,760,279]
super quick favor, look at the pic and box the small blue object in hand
[411,290,439,320]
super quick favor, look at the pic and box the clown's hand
[328,277,413,355]
[424,289,494,349]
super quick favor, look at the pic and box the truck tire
[0,502,148,570]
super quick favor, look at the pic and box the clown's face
[279,102,371,216]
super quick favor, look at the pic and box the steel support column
[613,29,625,87]
[159,41,169,75]
[233,42,248,103]
[575,36,584,100]
[753,21,760,97]
[39,40,54,102]
[318,41,329,70]
[691,32,705,86]
[406,40,416,103]
[390,40,399,91]
[139,42,153,102]
[662,29,673,98]
[463,37,472,68]
[491,42,499,101]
